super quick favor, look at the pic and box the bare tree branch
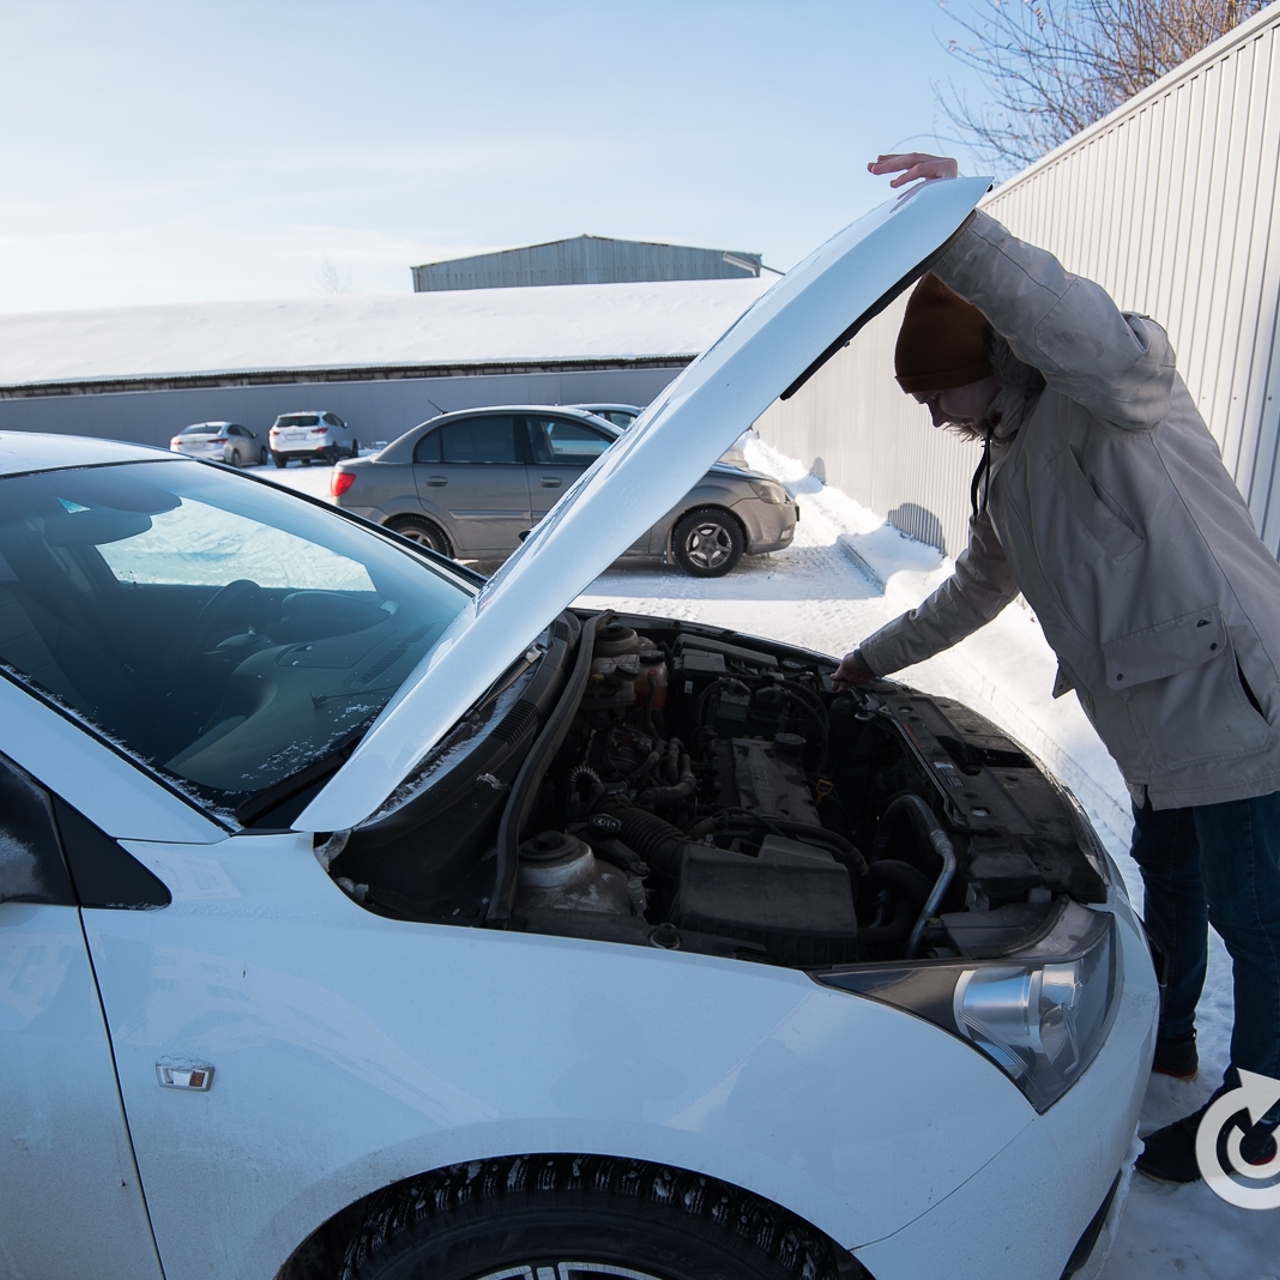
[936,0,1268,176]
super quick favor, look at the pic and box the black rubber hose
[871,793,957,959]
[641,754,695,807]
[594,797,691,878]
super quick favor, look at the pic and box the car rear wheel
[386,516,452,557]
[349,438,360,458]
[230,448,244,467]
[672,507,745,577]
[272,452,287,468]
[339,1155,844,1280]
[258,446,268,465]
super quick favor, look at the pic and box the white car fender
[85,831,1036,1280]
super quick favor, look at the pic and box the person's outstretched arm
[852,508,1019,681]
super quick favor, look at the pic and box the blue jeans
[1130,790,1280,1121]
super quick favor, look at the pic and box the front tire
[672,507,745,577]
[340,1155,843,1280]
[386,516,453,557]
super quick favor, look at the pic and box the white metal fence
[756,1,1280,559]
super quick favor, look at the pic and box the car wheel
[349,438,360,458]
[340,1155,842,1280]
[386,516,453,557]
[272,452,287,468]
[672,507,745,577]
[259,446,268,465]
[230,448,243,468]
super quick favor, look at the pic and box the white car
[0,177,1157,1280]
[269,410,360,466]
[169,420,268,467]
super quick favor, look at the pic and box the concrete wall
[756,1,1280,559]
[0,364,684,451]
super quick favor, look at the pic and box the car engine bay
[328,610,1108,970]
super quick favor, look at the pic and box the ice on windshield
[0,460,474,820]
[100,498,376,591]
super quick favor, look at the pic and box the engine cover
[729,737,822,826]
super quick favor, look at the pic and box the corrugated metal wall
[757,1,1280,558]
[412,236,762,291]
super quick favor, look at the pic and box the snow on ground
[267,441,1277,1279]
[0,277,772,386]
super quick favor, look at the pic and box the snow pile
[0,277,773,387]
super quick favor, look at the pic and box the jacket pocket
[1112,611,1275,770]
[1102,606,1226,689]
[1059,447,1143,560]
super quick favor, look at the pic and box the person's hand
[868,153,959,188]
[832,649,876,691]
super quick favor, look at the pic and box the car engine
[330,612,1108,970]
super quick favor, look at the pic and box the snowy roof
[0,278,774,388]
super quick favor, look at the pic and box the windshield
[0,460,474,818]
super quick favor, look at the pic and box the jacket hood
[296,176,990,834]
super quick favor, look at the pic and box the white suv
[269,410,359,466]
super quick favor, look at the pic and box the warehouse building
[411,235,768,292]
[0,273,771,451]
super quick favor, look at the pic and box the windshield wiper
[234,720,374,828]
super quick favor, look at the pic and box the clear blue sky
[0,1,993,312]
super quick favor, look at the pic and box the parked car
[574,402,751,466]
[0,175,1156,1280]
[169,420,266,467]
[571,402,644,428]
[329,406,797,575]
[269,410,359,466]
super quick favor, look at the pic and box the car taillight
[269,427,279,435]
[170,438,181,447]
[310,426,328,435]
[331,471,356,498]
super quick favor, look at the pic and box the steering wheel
[173,579,265,676]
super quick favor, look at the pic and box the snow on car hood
[297,176,989,833]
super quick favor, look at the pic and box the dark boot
[1138,1087,1280,1183]
[1152,1029,1199,1079]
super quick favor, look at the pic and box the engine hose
[663,738,683,784]
[594,797,691,878]
[871,794,957,959]
[857,896,918,948]
[641,754,695,807]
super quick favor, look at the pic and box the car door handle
[425,476,448,486]
[539,477,562,488]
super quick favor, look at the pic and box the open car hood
[297,176,989,833]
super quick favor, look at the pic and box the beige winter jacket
[859,210,1280,810]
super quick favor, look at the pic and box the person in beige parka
[833,153,1280,1184]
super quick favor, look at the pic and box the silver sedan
[329,406,798,576]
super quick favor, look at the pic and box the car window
[600,411,636,428]
[323,414,340,427]
[0,461,475,820]
[413,429,442,464]
[438,416,518,464]
[0,752,75,905]
[524,417,612,467]
[277,414,319,428]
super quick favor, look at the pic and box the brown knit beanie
[894,273,992,394]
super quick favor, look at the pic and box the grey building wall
[757,3,1280,560]
[412,235,762,291]
[0,362,686,452]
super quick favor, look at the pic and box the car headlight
[815,898,1119,1112]
[749,479,788,505]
